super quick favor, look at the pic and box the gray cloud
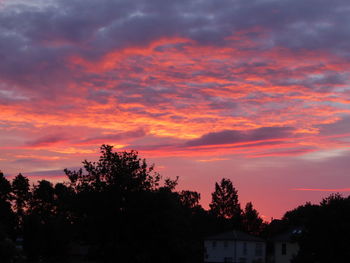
[78,128,146,144]
[1,0,350,70]
[317,115,350,136]
[186,127,295,146]
[1,0,350,111]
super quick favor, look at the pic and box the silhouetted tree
[0,171,11,202]
[0,171,16,262]
[54,183,75,217]
[65,144,161,194]
[23,180,56,260]
[12,173,31,228]
[283,201,319,227]
[63,145,182,262]
[0,145,271,263]
[179,190,201,209]
[285,194,350,263]
[0,172,14,232]
[210,178,242,220]
[29,180,55,221]
[163,176,179,191]
[242,202,264,235]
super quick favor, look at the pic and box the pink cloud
[292,188,350,192]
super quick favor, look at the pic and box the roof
[206,230,265,242]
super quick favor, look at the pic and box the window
[255,242,263,256]
[212,241,217,248]
[224,257,233,262]
[282,243,287,255]
[224,240,228,248]
[243,242,247,255]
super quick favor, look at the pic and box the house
[269,228,301,263]
[204,229,266,263]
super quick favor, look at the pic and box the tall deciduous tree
[64,144,161,193]
[63,145,169,262]
[209,178,242,220]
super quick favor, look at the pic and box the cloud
[78,128,146,145]
[247,148,316,158]
[27,134,69,147]
[186,127,295,147]
[0,0,350,170]
[196,158,230,163]
[317,116,350,136]
[292,188,350,192]
[6,168,69,184]
[25,129,146,149]
[1,0,350,93]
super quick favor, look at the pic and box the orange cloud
[1,32,350,163]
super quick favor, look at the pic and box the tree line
[0,144,349,262]
[0,145,264,262]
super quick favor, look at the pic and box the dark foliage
[242,202,265,236]
[209,178,243,232]
[2,144,349,262]
[0,171,16,262]
[12,173,31,229]
[284,194,350,263]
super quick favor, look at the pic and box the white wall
[204,240,266,263]
[274,241,299,263]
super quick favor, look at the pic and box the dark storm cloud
[186,127,295,147]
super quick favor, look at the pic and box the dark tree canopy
[61,145,199,263]
[64,144,161,193]
[282,194,350,263]
[179,190,201,209]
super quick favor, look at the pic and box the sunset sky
[1,0,350,219]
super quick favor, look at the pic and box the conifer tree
[210,178,242,220]
[242,202,264,235]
